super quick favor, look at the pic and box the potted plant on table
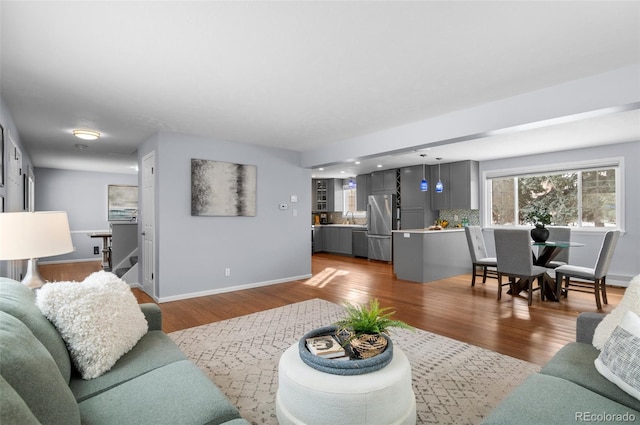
[524,205,553,242]
[335,298,414,359]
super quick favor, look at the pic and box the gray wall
[34,168,138,263]
[138,132,312,301]
[479,141,640,284]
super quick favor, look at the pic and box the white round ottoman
[276,344,416,425]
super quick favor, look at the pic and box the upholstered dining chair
[494,229,550,306]
[555,230,621,309]
[544,226,572,268]
[464,226,498,286]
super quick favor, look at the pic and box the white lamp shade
[0,211,74,260]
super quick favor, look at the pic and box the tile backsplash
[438,209,480,227]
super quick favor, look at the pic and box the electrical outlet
[225,268,231,277]
[93,246,99,255]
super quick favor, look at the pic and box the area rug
[169,298,540,424]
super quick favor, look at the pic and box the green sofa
[0,277,250,425]
[482,312,640,424]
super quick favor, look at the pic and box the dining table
[508,240,585,302]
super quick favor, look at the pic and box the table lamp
[0,211,74,289]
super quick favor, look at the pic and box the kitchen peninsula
[392,228,471,283]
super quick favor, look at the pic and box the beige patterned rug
[169,298,539,425]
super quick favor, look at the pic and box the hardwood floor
[39,253,624,367]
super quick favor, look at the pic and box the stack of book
[305,335,349,360]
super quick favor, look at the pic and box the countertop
[312,224,367,229]
[392,228,465,234]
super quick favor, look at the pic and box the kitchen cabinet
[430,160,478,210]
[352,229,368,258]
[312,179,344,212]
[370,169,397,195]
[399,165,437,229]
[312,226,324,253]
[356,174,371,211]
[322,226,352,255]
[392,229,471,283]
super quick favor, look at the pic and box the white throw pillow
[594,311,640,401]
[592,274,640,350]
[36,271,148,380]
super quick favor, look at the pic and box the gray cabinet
[449,161,479,209]
[312,179,344,212]
[352,229,368,258]
[399,165,437,229]
[400,165,430,209]
[371,169,397,195]
[322,226,352,255]
[312,227,324,253]
[430,161,478,210]
[356,174,371,211]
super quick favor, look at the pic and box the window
[486,159,622,230]
[342,184,366,218]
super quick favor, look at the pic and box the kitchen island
[392,228,471,283]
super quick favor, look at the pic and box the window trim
[341,185,366,218]
[482,156,625,233]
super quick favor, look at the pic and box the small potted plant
[524,205,552,242]
[335,298,414,359]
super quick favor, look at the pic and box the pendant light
[420,154,428,192]
[435,158,444,193]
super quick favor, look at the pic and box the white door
[141,152,156,298]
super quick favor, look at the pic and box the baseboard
[156,274,313,303]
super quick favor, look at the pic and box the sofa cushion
[593,274,640,349]
[595,310,640,401]
[70,330,188,401]
[481,373,640,425]
[78,360,246,425]
[36,271,148,379]
[0,311,81,425]
[0,375,40,425]
[541,341,640,411]
[0,277,72,382]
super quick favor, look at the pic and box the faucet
[346,211,355,225]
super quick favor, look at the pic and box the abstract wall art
[191,159,257,217]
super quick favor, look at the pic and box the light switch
[290,195,298,203]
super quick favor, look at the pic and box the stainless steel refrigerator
[367,194,398,262]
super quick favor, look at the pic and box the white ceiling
[1,1,639,176]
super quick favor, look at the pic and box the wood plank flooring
[39,253,624,367]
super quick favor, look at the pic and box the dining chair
[544,226,571,268]
[555,230,621,309]
[464,226,498,286]
[494,229,550,306]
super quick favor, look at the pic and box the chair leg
[482,266,488,283]
[601,277,608,305]
[527,278,533,306]
[497,273,502,300]
[563,276,569,298]
[555,272,563,300]
[471,265,477,286]
[594,279,602,310]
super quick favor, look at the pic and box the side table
[276,344,416,425]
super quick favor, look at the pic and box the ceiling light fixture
[435,158,444,193]
[73,129,100,141]
[420,154,428,192]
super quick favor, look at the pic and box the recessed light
[340,170,346,174]
[73,129,100,140]
[377,164,383,168]
[355,161,361,165]
[318,168,324,171]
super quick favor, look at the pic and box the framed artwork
[191,159,257,217]
[108,185,138,221]
[0,124,4,187]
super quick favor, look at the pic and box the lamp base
[22,258,45,290]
